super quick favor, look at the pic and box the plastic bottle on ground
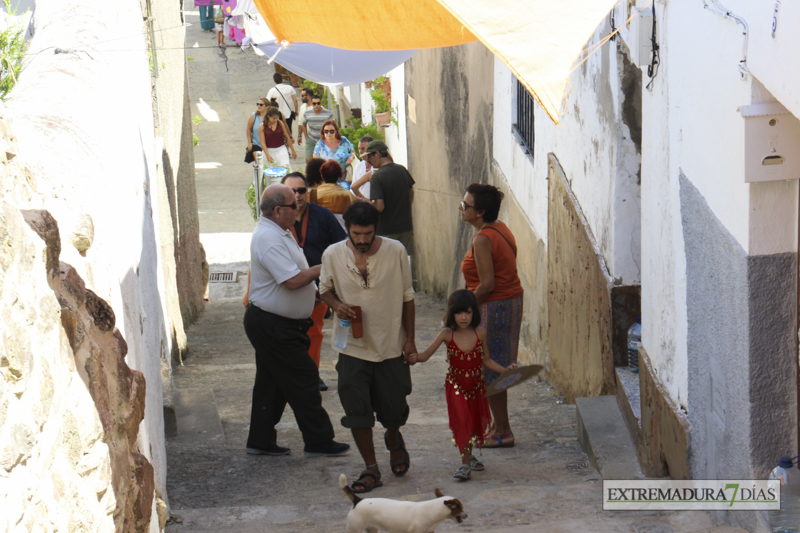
[769,456,800,532]
[335,319,351,350]
[627,317,641,374]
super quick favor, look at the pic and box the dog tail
[339,474,362,507]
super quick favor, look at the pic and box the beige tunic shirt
[319,238,414,362]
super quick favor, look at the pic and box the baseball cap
[364,140,388,155]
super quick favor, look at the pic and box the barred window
[512,78,535,159]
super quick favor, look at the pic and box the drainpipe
[702,0,751,77]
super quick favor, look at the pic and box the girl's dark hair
[320,159,344,184]
[465,183,504,223]
[266,106,281,118]
[305,158,325,187]
[445,289,481,330]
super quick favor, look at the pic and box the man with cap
[361,140,415,255]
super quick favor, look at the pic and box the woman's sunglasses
[323,129,336,134]
[459,201,474,211]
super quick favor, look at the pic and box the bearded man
[319,201,417,494]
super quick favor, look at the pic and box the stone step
[172,388,226,445]
[616,366,642,445]
[576,395,643,479]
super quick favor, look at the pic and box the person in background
[297,88,313,149]
[301,95,334,164]
[458,183,524,449]
[316,160,354,229]
[362,140,415,256]
[259,107,296,166]
[242,184,350,458]
[245,98,268,164]
[267,72,299,136]
[283,172,346,391]
[214,9,225,47]
[313,120,355,171]
[305,158,325,203]
[350,136,374,200]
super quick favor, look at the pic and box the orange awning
[252,0,477,51]
[253,0,619,123]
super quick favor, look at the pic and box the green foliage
[340,117,384,148]
[192,115,201,146]
[369,76,391,113]
[300,78,335,107]
[0,0,27,100]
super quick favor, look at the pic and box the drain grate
[565,459,590,473]
[209,271,238,283]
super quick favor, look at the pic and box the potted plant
[369,76,394,128]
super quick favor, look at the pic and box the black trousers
[244,304,335,449]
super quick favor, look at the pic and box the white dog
[339,474,468,533]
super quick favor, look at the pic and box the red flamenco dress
[445,331,493,451]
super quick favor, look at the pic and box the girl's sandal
[453,464,471,481]
[484,431,514,448]
[469,455,484,471]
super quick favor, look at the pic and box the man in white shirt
[244,184,350,458]
[319,202,417,493]
[350,135,375,199]
[297,87,313,148]
[266,72,299,136]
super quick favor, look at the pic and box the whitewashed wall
[7,0,183,527]
[357,64,408,168]
[493,21,641,285]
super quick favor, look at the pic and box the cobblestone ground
[165,294,742,533]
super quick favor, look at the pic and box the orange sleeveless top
[461,221,523,303]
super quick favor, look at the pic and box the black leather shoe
[318,379,329,392]
[246,445,291,456]
[303,441,350,457]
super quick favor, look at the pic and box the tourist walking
[350,136,374,199]
[301,95,334,163]
[244,98,268,164]
[243,184,350,458]
[459,183,523,448]
[319,202,417,493]
[267,72,299,135]
[259,107,296,166]
[313,120,355,170]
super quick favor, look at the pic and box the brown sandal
[385,431,410,476]
[351,469,382,493]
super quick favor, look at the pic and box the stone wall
[0,0,204,529]
[547,155,616,402]
[0,118,155,531]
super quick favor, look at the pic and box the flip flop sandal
[351,469,382,493]
[484,431,515,448]
[453,464,471,480]
[469,455,484,471]
[384,431,410,477]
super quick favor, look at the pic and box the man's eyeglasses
[312,102,322,106]
[278,202,298,210]
[290,187,308,195]
[323,129,336,134]
[362,152,374,159]
[459,201,474,211]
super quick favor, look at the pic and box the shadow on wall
[23,209,157,533]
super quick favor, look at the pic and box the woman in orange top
[459,183,524,448]
[315,160,353,229]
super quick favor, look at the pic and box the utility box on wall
[739,103,800,183]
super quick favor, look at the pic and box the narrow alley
[164,7,747,532]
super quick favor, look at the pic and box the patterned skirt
[479,294,524,386]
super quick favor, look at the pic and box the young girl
[411,289,513,481]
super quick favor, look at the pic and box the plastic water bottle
[770,456,800,532]
[627,317,641,373]
[335,319,351,350]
